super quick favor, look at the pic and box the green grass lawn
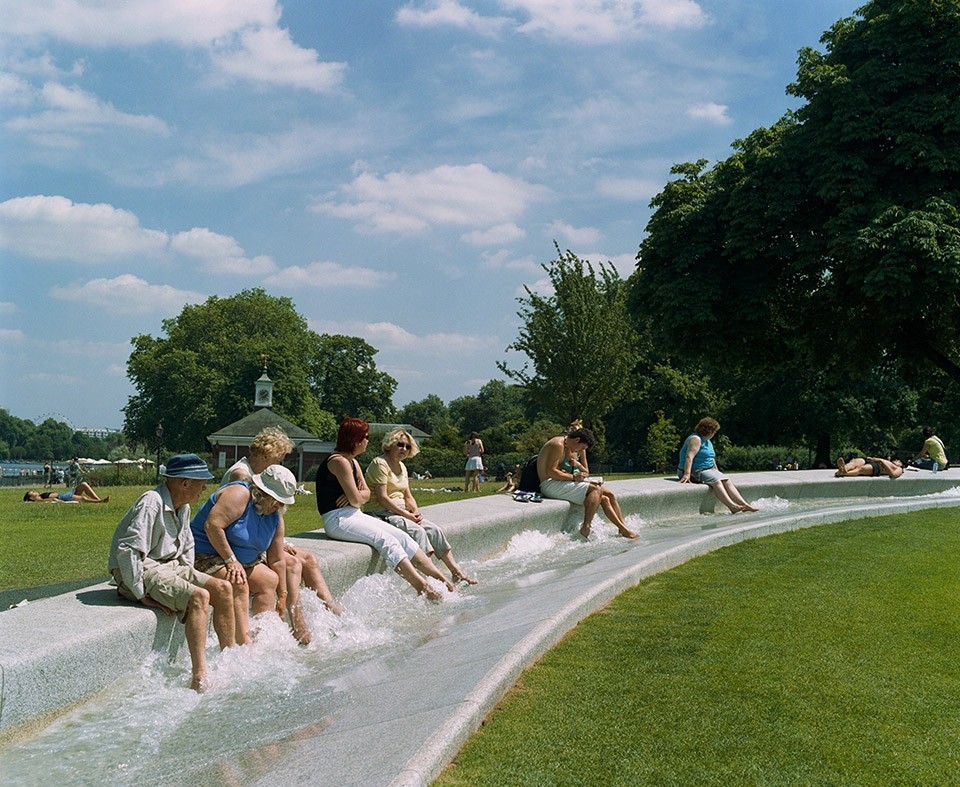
[437,508,960,786]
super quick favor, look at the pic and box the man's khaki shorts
[113,558,211,623]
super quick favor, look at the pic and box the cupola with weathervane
[254,355,274,410]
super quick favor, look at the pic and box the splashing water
[0,493,942,785]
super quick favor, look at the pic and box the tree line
[0,410,125,462]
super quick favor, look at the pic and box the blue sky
[0,0,856,431]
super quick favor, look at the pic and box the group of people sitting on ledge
[102,416,948,690]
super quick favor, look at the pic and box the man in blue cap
[109,453,246,691]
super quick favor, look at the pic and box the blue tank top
[191,481,281,564]
[679,434,715,473]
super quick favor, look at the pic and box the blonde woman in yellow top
[367,429,477,585]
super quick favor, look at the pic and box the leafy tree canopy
[448,379,527,435]
[631,0,960,460]
[0,409,122,461]
[500,245,639,425]
[310,334,397,423]
[397,394,451,436]
[124,289,362,450]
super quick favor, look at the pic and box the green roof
[207,408,316,441]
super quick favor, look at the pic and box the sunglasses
[395,442,410,450]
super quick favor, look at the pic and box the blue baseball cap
[161,453,214,480]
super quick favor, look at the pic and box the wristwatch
[224,555,237,566]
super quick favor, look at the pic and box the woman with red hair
[315,418,455,600]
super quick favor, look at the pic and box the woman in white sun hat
[191,464,311,645]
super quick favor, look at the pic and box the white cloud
[519,276,553,297]
[0,0,276,46]
[396,0,706,41]
[462,223,526,246]
[0,328,26,342]
[596,176,662,201]
[480,249,540,272]
[312,163,549,235]
[686,101,732,124]
[0,72,35,107]
[506,0,707,41]
[50,274,205,314]
[396,0,511,36]
[312,318,496,354]
[1,0,343,93]
[6,81,169,137]
[170,228,277,275]
[166,124,359,188]
[0,195,168,263]
[546,220,601,247]
[580,250,638,278]
[264,261,397,289]
[211,25,346,93]
[0,301,18,315]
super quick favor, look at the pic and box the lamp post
[155,423,164,483]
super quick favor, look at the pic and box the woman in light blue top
[678,417,758,513]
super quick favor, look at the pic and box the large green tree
[499,245,639,425]
[397,394,451,435]
[124,289,341,450]
[631,0,960,461]
[309,334,397,422]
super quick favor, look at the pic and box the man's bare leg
[580,487,602,538]
[184,588,211,691]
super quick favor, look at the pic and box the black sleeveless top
[315,454,361,514]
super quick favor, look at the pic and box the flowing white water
[1,491,956,785]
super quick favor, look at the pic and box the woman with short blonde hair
[366,429,476,584]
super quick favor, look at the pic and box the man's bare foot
[835,457,847,477]
[619,528,640,539]
[452,572,478,585]
[739,504,759,513]
[190,672,208,692]
[443,578,459,593]
[579,523,591,539]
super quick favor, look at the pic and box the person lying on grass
[23,481,109,503]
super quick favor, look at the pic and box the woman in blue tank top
[678,417,758,514]
[191,464,310,644]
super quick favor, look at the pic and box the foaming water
[0,493,946,785]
